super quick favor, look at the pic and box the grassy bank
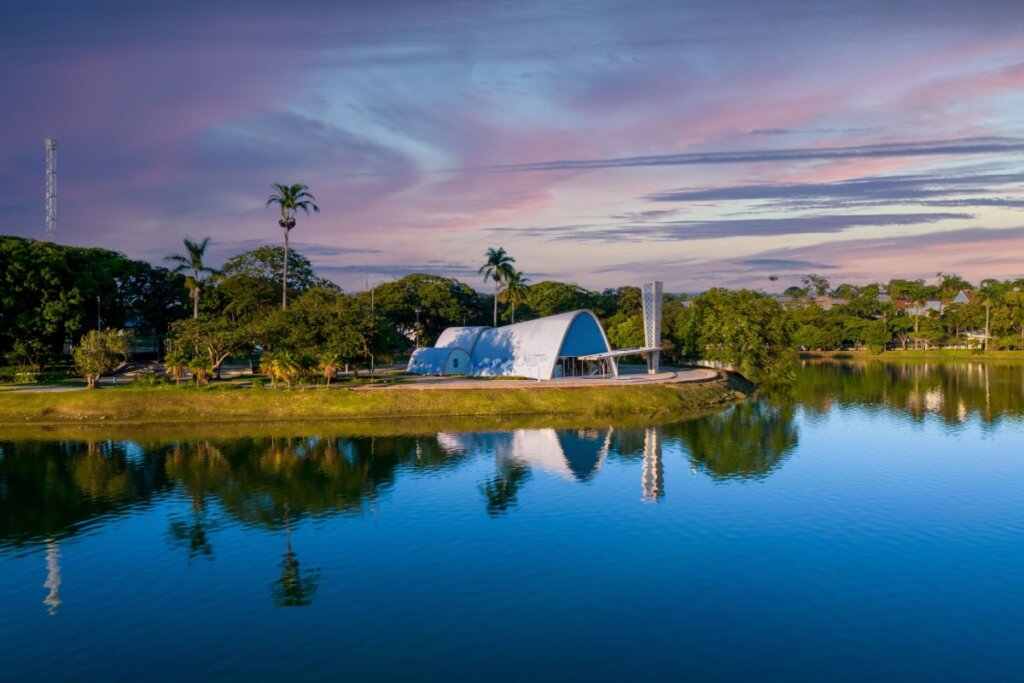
[0,376,745,427]
[800,349,1024,362]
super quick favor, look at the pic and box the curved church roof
[435,326,489,354]
[470,309,611,379]
[406,346,470,375]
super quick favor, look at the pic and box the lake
[2,361,1023,682]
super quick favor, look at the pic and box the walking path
[2,363,719,393]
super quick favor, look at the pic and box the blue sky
[1,0,1023,291]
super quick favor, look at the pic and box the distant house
[950,290,973,305]
[814,295,848,311]
[907,300,943,316]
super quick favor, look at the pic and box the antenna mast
[45,139,57,239]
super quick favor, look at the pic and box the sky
[1,0,1023,293]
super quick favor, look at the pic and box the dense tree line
[6,234,1021,386]
[781,273,1024,352]
[0,236,185,369]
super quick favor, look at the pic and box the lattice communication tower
[45,138,57,239]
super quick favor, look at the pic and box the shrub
[13,371,38,384]
[134,370,171,387]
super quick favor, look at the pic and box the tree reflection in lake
[796,360,1024,424]
[480,462,531,517]
[165,441,226,560]
[0,439,172,550]
[271,502,320,607]
[6,360,1015,566]
[663,400,799,481]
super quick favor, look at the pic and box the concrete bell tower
[641,281,663,374]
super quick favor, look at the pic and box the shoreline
[0,373,748,429]
[799,350,1024,362]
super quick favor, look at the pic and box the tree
[686,289,796,385]
[478,247,516,327]
[783,286,807,298]
[73,329,129,389]
[977,280,1006,351]
[370,274,484,346]
[801,274,832,297]
[165,237,217,319]
[266,184,320,311]
[500,269,530,324]
[319,352,344,387]
[167,318,245,379]
[216,246,333,323]
[525,281,596,318]
[936,272,972,299]
[0,236,187,369]
[163,350,189,386]
[262,350,302,388]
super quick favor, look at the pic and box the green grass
[0,377,744,427]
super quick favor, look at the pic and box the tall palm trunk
[283,228,289,310]
[193,287,199,319]
[511,301,515,325]
[493,279,498,327]
[984,304,990,351]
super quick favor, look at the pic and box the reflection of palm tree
[166,441,226,560]
[271,502,319,607]
[167,495,214,560]
[480,462,531,517]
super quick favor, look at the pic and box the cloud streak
[491,212,973,242]
[475,137,1024,174]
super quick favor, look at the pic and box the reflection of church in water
[437,427,664,502]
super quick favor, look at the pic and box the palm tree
[163,350,189,386]
[319,351,344,388]
[166,237,217,319]
[266,183,320,310]
[978,280,1004,352]
[500,269,530,324]
[478,247,516,327]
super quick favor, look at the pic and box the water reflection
[796,360,1024,424]
[1,414,800,558]
[641,428,664,502]
[665,400,798,481]
[43,540,61,616]
[271,503,320,607]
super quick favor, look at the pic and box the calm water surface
[2,362,1023,682]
